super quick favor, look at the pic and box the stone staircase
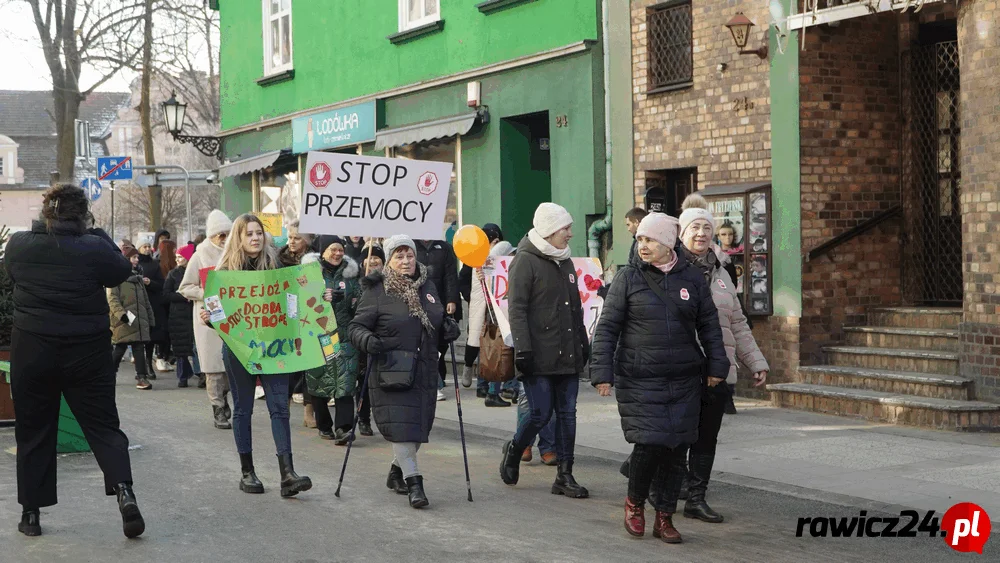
[768,307,1000,431]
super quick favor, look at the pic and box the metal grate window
[647,1,693,92]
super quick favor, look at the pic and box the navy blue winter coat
[590,251,729,448]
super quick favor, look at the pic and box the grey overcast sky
[0,2,135,92]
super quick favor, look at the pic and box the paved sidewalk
[436,381,1000,515]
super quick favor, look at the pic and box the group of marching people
[6,183,768,547]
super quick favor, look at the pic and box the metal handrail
[803,205,902,263]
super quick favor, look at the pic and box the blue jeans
[176,356,194,381]
[477,376,518,395]
[223,345,292,456]
[516,381,556,455]
[191,343,202,374]
[512,375,578,463]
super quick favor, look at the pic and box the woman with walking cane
[590,212,729,544]
[349,235,460,508]
[199,214,312,498]
[498,202,591,498]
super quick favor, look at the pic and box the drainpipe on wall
[587,0,614,259]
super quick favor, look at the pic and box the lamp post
[161,92,223,161]
[724,13,769,60]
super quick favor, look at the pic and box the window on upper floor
[399,0,440,32]
[646,0,693,93]
[263,0,293,76]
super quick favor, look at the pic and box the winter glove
[514,351,534,377]
[331,289,345,303]
[367,337,385,355]
[441,317,460,344]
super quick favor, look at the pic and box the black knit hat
[317,235,346,254]
[364,244,386,263]
[483,223,503,243]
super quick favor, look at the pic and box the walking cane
[449,342,474,502]
[334,352,372,498]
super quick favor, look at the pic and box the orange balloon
[453,225,490,268]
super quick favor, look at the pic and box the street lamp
[725,13,769,60]
[161,91,223,161]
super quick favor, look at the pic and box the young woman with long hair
[199,213,312,498]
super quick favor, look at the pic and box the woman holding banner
[349,235,460,508]
[180,210,234,430]
[200,213,312,498]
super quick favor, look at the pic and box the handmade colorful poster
[486,257,606,343]
[204,262,335,374]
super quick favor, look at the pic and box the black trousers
[636,444,687,513]
[691,386,727,457]
[357,354,371,424]
[112,342,150,378]
[11,328,133,509]
[312,395,354,433]
[437,341,449,384]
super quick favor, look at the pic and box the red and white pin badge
[717,279,727,290]
[426,294,436,304]
[679,288,690,301]
[339,281,346,289]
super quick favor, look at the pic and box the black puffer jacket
[415,240,461,320]
[136,252,167,342]
[349,264,447,443]
[163,266,194,357]
[590,251,729,448]
[4,220,132,337]
[507,235,588,377]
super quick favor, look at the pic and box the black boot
[386,464,408,495]
[551,461,589,499]
[114,483,145,539]
[484,394,511,407]
[239,453,264,494]
[683,453,723,523]
[405,475,429,508]
[358,420,374,437]
[277,454,312,497]
[499,440,521,485]
[619,454,631,478]
[18,509,40,537]
[196,374,207,388]
[222,398,232,420]
[213,406,232,429]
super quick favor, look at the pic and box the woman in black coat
[591,212,729,545]
[163,243,196,387]
[349,235,459,509]
[135,236,167,376]
[4,184,145,538]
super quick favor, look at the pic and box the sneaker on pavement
[154,359,171,372]
[292,393,304,404]
[136,378,152,390]
[437,389,446,401]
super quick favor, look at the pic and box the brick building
[630,0,999,430]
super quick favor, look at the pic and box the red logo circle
[942,503,991,553]
[310,162,332,189]
[417,171,438,195]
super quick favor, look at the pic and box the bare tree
[155,0,219,130]
[138,0,161,229]
[16,0,145,182]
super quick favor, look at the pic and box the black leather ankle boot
[551,461,589,499]
[405,475,429,508]
[18,509,40,537]
[115,483,146,538]
[277,453,312,497]
[239,453,264,494]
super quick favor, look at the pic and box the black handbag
[374,349,419,391]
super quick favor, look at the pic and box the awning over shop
[217,150,283,179]
[374,110,484,150]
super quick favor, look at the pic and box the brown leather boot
[652,511,682,543]
[624,497,645,537]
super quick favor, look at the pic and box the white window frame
[262,0,293,76]
[398,0,440,32]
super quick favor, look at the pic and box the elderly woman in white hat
[673,193,768,524]
[349,234,460,509]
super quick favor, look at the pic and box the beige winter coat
[709,250,768,384]
[178,238,226,373]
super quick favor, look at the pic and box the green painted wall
[769,18,802,318]
[607,0,634,268]
[218,0,599,130]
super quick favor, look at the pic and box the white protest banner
[299,151,453,240]
[486,257,606,343]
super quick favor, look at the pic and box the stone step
[868,307,962,330]
[825,346,959,376]
[767,383,1000,431]
[843,326,959,352]
[798,365,972,401]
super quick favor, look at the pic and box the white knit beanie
[300,252,321,265]
[205,209,234,238]
[490,241,515,257]
[636,213,679,248]
[383,234,416,259]
[678,193,715,239]
[532,202,574,238]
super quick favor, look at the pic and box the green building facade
[213,0,633,258]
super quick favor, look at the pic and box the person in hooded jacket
[179,209,234,430]
[342,236,367,262]
[349,235,460,509]
[498,202,591,499]
[302,235,362,445]
[135,235,168,376]
[164,243,197,387]
[109,245,157,390]
[591,212,729,544]
[673,194,768,524]
[5,184,145,539]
